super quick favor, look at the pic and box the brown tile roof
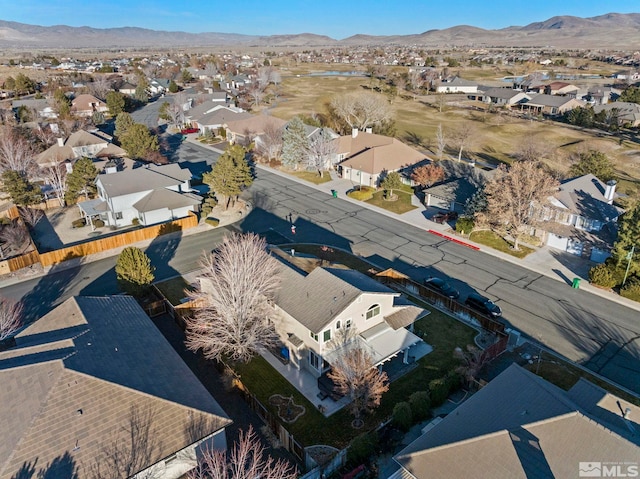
[0,296,230,479]
[336,132,426,175]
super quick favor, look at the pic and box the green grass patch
[279,243,376,274]
[469,230,534,258]
[154,276,195,306]
[366,190,417,214]
[290,170,332,184]
[347,186,375,201]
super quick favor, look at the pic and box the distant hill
[0,13,639,49]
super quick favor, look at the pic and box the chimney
[365,127,372,134]
[57,137,64,147]
[351,128,358,138]
[604,180,617,204]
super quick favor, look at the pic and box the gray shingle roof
[274,264,396,333]
[98,163,192,198]
[394,364,639,479]
[133,188,201,213]
[555,174,623,223]
[0,296,230,479]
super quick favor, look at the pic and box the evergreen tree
[203,144,252,209]
[0,170,42,206]
[611,203,640,274]
[120,123,159,159]
[168,80,179,93]
[134,83,149,104]
[53,89,72,119]
[380,171,403,198]
[106,91,126,116]
[569,150,615,182]
[114,112,135,139]
[116,246,155,297]
[281,117,308,170]
[464,187,488,216]
[65,157,98,203]
[620,86,640,104]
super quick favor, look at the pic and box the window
[114,212,123,220]
[336,320,341,330]
[309,331,318,342]
[309,351,321,371]
[366,304,380,320]
[345,319,352,329]
[323,330,331,342]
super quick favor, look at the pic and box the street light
[622,245,635,286]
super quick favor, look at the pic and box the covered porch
[77,198,110,230]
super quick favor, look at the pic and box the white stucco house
[78,163,201,228]
[271,261,430,393]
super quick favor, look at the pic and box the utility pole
[623,245,635,286]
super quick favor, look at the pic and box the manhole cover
[345,211,357,217]
[306,209,321,215]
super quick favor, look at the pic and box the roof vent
[77,409,83,416]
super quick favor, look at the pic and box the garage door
[590,247,610,263]
[426,194,450,210]
[547,233,568,251]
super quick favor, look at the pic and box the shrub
[205,217,220,227]
[455,216,474,234]
[348,431,378,465]
[588,263,617,288]
[72,218,86,228]
[409,391,431,421]
[620,277,640,302]
[428,378,449,407]
[93,219,105,228]
[392,402,413,431]
[347,186,375,201]
[201,196,218,217]
[132,218,140,226]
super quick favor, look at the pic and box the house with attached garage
[78,163,201,228]
[435,76,478,94]
[535,174,624,262]
[481,88,530,107]
[270,260,430,397]
[71,94,108,117]
[0,295,231,479]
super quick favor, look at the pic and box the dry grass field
[262,64,640,197]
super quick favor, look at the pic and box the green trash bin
[332,189,338,198]
[572,278,581,289]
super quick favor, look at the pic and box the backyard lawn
[154,276,195,305]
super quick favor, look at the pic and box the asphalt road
[3,138,639,394]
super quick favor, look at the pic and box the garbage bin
[572,277,581,289]
[332,189,338,198]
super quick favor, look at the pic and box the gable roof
[133,188,202,213]
[394,364,639,479]
[225,114,287,136]
[71,94,106,111]
[195,106,252,126]
[65,129,108,148]
[554,174,623,222]
[97,163,192,197]
[275,264,397,333]
[337,132,426,175]
[525,94,580,108]
[0,296,230,479]
[483,88,530,101]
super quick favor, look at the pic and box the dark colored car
[464,292,502,318]
[432,211,459,224]
[180,127,199,134]
[423,277,460,299]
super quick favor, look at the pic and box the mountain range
[0,13,639,50]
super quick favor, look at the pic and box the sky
[1,0,639,39]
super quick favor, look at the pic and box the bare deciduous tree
[329,91,392,132]
[484,161,559,250]
[327,336,389,421]
[18,206,43,228]
[0,296,23,341]
[40,163,68,207]
[246,81,265,108]
[409,70,425,100]
[188,426,296,479]
[89,405,161,479]
[514,137,552,163]
[0,126,36,176]
[305,128,337,177]
[435,123,446,159]
[454,345,489,388]
[88,76,112,100]
[450,122,476,162]
[411,163,445,188]
[256,121,284,162]
[0,220,28,254]
[186,233,280,363]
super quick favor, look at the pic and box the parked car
[464,292,502,318]
[432,211,459,224]
[423,277,460,299]
[180,127,199,134]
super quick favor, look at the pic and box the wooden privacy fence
[0,206,42,273]
[38,212,198,267]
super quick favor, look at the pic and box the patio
[260,339,433,417]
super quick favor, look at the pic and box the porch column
[403,348,409,365]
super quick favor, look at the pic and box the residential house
[537,174,623,262]
[71,94,108,118]
[194,106,252,134]
[149,78,170,95]
[527,81,580,96]
[435,77,478,94]
[270,261,429,386]
[0,296,231,479]
[118,81,137,96]
[593,101,640,127]
[481,88,530,107]
[78,163,201,228]
[12,98,57,119]
[36,130,127,169]
[225,114,287,147]
[521,94,585,116]
[336,130,427,187]
[583,86,621,105]
[393,363,639,479]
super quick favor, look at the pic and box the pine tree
[281,117,308,170]
[106,91,126,116]
[65,157,98,203]
[203,145,252,209]
[569,150,615,182]
[611,203,640,273]
[114,112,135,139]
[120,123,159,160]
[116,247,155,297]
[0,170,42,206]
